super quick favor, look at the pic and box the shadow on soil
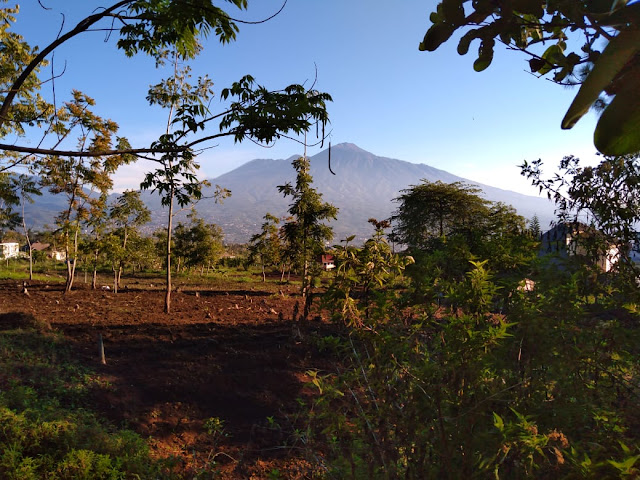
[58,320,325,447]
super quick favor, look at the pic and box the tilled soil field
[0,276,338,478]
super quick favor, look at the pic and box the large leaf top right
[420,0,640,155]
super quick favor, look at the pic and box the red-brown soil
[0,275,339,479]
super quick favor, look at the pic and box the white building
[0,242,20,259]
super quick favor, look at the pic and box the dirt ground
[0,275,338,479]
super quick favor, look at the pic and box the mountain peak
[331,142,369,153]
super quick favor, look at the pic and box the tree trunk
[28,245,33,280]
[92,249,99,289]
[165,190,174,314]
[64,232,73,294]
[262,263,266,282]
[117,228,127,288]
[301,258,309,320]
[113,268,118,294]
[21,195,34,281]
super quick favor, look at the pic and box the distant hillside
[22,143,556,243]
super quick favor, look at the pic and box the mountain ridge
[21,143,556,244]
[194,143,555,242]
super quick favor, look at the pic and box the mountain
[169,143,556,243]
[22,143,556,243]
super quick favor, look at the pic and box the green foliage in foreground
[309,226,640,478]
[0,318,176,479]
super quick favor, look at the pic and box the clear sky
[15,0,600,196]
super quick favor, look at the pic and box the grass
[0,258,66,283]
[0,316,179,479]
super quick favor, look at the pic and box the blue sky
[16,0,600,196]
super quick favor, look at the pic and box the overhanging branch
[0,143,183,158]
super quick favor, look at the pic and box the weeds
[0,320,177,479]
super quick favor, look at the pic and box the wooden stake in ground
[98,333,106,365]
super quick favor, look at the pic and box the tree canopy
[390,180,489,249]
[420,0,640,155]
[0,1,332,165]
[391,180,536,283]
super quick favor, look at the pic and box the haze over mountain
[23,143,556,243]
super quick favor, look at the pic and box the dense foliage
[390,181,538,297]
[307,178,640,479]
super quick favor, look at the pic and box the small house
[0,242,20,259]
[318,254,335,271]
[50,249,67,262]
[540,222,619,272]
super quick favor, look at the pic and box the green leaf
[594,73,640,155]
[473,38,495,72]
[419,23,455,52]
[473,53,493,72]
[537,44,564,75]
[457,30,478,55]
[562,29,640,130]
[608,455,640,472]
[493,412,504,431]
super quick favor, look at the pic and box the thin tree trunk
[66,227,80,292]
[301,257,309,320]
[21,191,33,280]
[262,263,266,282]
[92,249,99,289]
[165,189,174,314]
[117,228,127,288]
[28,245,33,280]
[64,233,73,293]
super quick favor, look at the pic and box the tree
[324,219,414,327]
[420,0,640,155]
[11,174,42,280]
[0,172,20,234]
[173,209,224,274]
[529,214,541,239]
[391,181,536,291]
[141,56,215,313]
[84,206,110,290]
[390,180,489,250]
[248,213,282,282]
[0,3,331,168]
[109,190,151,287]
[38,91,131,293]
[278,155,338,320]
